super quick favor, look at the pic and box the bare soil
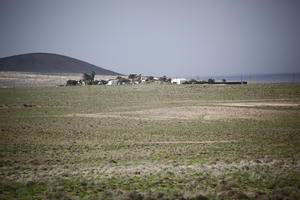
[219,102,300,107]
[69,102,292,121]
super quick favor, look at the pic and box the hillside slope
[0,53,122,75]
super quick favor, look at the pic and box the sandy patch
[135,140,235,144]
[68,105,281,121]
[219,102,300,107]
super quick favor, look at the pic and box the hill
[0,53,122,75]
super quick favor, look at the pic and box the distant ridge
[0,53,122,75]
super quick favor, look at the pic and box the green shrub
[208,78,215,84]
[66,80,78,86]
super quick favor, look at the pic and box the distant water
[192,73,300,82]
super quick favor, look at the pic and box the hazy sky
[0,0,299,76]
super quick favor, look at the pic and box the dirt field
[0,82,300,199]
[69,102,298,121]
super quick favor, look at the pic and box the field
[0,71,116,88]
[0,83,300,200]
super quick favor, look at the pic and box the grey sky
[0,0,299,76]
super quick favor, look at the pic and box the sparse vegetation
[183,79,199,84]
[159,76,171,83]
[0,82,300,199]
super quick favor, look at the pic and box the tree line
[66,72,173,86]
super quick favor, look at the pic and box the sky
[0,0,299,77]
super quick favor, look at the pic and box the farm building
[106,79,120,85]
[171,78,187,84]
[141,77,147,83]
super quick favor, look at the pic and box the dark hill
[0,53,122,75]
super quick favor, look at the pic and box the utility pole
[292,73,295,82]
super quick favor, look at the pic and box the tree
[91,71,96,81]
[137,74,142,83]
[66,80,78,86]
[159,76,167,82]
[128,74,137,84]
[208,78,215,84]
[146,76,154,81]
[128,74,137,80]
[82,73,91,81]
[82,72,96,85]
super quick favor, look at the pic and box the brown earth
[67,101,297,121]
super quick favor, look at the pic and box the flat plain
[0,71,116,88]
[0,83,300,200]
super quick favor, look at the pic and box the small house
[171,78,187,85]
[106,79,120,85]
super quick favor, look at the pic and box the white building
[106,80,120,85]
[171,78,187,84]
[141,77,147,83]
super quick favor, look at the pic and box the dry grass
[0,82,300,199]
[69,104,287,121]
[0,71,117,87]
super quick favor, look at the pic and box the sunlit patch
[68,104,285,121]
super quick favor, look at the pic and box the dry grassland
[69,103,296,121]
[0,71,116,88]
[0,82,300,199]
